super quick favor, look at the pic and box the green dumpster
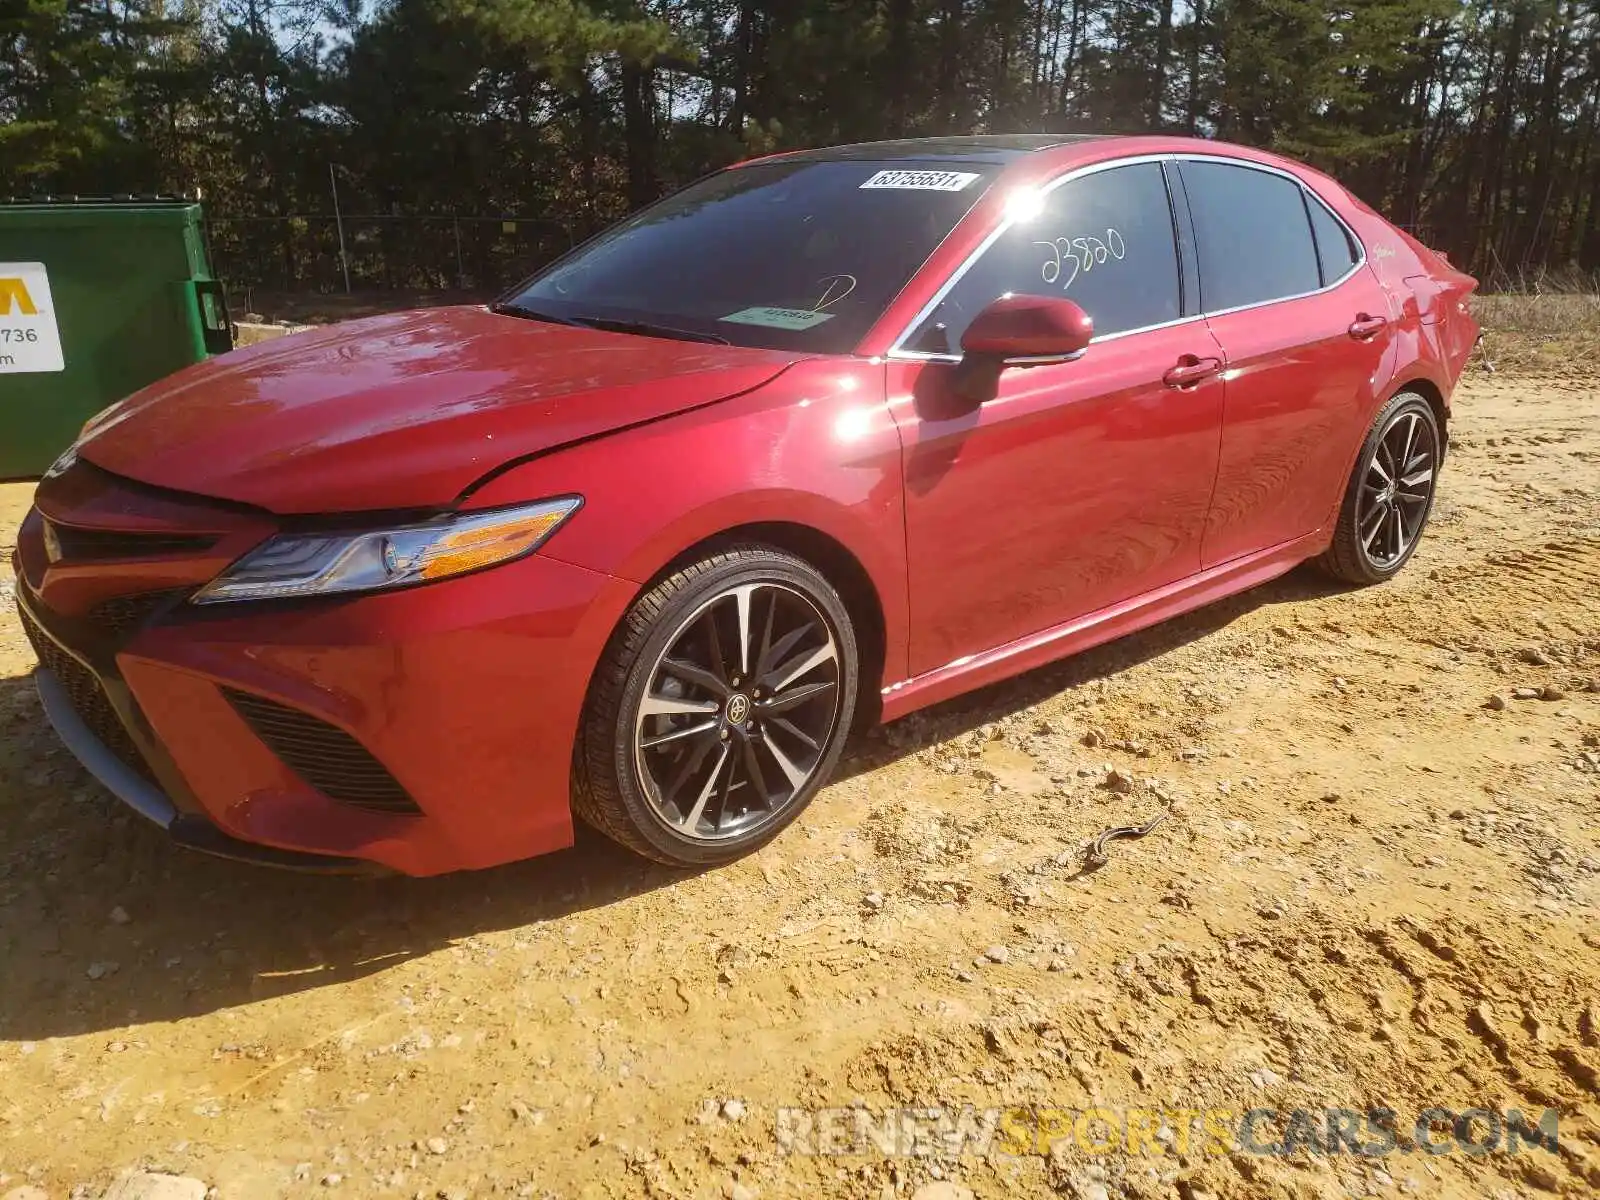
[0,197,233,479]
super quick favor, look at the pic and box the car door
[886,160,1227,678]
[1176,158,1397,568]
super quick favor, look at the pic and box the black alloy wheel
[1318,391,1442,584]
[574,545,858,866]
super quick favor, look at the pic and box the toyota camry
[12,134,1480,874]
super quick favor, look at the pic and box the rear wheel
[573,545,858,866]
[1317,391,1441,585]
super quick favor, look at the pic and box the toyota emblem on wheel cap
[725,694,750,724]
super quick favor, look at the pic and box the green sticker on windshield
[720,306,836,332]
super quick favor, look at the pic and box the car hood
[77,306,803,514]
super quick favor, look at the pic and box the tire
[573,544,859,866]
[1317,391,1443,585]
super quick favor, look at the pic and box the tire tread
[1315,390,1440,586]
[572,544,854,865]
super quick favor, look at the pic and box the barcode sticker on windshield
[860,170,980,192]
[721,306,836,331]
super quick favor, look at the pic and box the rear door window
[1181,160,1321,312]
[904,161,1182,354]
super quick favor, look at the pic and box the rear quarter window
[1305,195,1360,284]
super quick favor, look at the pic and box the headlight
[191,497,582,605]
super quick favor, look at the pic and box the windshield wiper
[571,317,730,346]
[490,301,586,327]
[491,303,730,345]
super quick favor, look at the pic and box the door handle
[1163,355,1223,388]
[1348,314,1389,340]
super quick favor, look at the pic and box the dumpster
[0,197,232,478]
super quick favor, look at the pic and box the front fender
[459,359,912,687]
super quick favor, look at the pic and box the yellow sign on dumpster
[0,262,65,373]
[1,275,39,314]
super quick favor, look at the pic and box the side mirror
[951,295,1093,402]
[961,293,1094,360]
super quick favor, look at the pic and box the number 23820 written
[1034,230,1126,291]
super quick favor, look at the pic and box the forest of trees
[5,0,1600,298]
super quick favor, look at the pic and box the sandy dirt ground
[1,360,1598,1200]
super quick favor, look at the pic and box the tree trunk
[730,1,756,133]
[575,71,602,231]
[1059,0,1084,119]
[1520,3,1572,267]
[885,0,914,136]
[1149,0,1174,130]
[1186,0,1205,133]
[937,0,964,132]
[1477,5,1527,276]
[1042,0,1066,115]
[1582,143,1600,270]
[621,58,656,209]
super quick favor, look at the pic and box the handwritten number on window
[1035,229,1125,292]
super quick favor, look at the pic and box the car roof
[751,134,1116,166]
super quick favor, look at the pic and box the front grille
[17,600,156,783]
[44,519,217,561]
[222,689,421,814]
[87,589,189,639]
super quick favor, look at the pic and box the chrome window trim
[886,150,1368,362]
[995,349,1089,367]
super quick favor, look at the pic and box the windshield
[498,159,997,354]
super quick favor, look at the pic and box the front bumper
[35,664,177,828]
[35,664,380,873]
[14,464,638,876]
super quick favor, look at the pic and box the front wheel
[1317,391,1442,585]
[573,545,858,866]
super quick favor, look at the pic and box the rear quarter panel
[1321,182,1476,408]
[1290,176,1470,531]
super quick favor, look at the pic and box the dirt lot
[2,346,1598,1200]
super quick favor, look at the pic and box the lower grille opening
[222,689,421,815]
[88,589,190,640]
[17,600,157,784]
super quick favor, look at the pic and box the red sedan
[12,135,1479,874]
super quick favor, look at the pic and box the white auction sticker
[859,169,981,192]
[0,262,66,374]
